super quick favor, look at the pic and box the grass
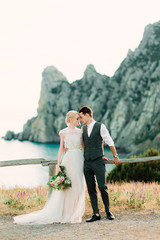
[0,186,48,216]
[0,182,160,216]
[106,181,160,212]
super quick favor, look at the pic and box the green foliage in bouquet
[107,148,160,182]
[48,166,71,190]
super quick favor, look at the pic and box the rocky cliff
[4,21,160,155]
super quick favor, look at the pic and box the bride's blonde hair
[65,110,78,125]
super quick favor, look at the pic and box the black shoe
[86,214,101,222]
[107,212,115,220]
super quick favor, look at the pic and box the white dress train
[13,127,85,225]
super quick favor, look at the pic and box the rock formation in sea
[3,21,160,156]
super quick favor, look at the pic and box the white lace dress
[13,127,85,225]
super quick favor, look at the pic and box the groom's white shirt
[87,120,114,147]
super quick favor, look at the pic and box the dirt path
[0,211,160,240]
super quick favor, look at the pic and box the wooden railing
[0,156,160,195]
[1,156,160,168]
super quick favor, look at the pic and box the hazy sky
[0,0,160,135]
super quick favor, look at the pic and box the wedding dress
[14,127,85,225]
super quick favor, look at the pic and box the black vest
[83,122,104,160]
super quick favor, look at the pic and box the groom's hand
[113,156,120,165]
[103,157,109,161]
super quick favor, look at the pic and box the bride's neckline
[67,127,78,130]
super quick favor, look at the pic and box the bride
[14,111,85,225]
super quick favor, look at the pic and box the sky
[0,0,160,136]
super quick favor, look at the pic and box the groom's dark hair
[79,106,93,117]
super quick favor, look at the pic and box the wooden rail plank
[0,156,160,168]
[104,156,160,164]
[42,160,57,166]
[0,158,47,167]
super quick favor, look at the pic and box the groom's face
[79,112,88,124]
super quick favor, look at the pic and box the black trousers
[84,157,110,215]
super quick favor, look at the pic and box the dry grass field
[0,182,160,216]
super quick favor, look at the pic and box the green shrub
[107,148,160,182]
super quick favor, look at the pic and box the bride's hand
[64,147,68,153]
[56,165,62,174]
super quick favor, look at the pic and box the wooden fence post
[48,163,56,197]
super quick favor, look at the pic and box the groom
[79,106,120,222]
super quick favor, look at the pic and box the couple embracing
[14,106,120,225]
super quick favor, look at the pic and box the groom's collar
[87,120,96,127]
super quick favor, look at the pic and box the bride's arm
[56,133,65,173]
[81,141,84,151]
[81,128,84,151]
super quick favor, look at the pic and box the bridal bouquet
[47,166,71,190]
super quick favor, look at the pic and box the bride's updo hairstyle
[65,110,78,126]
